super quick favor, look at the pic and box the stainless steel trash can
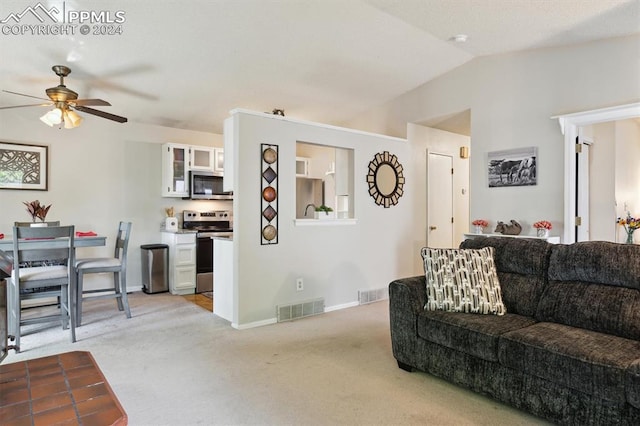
[141,244,169,294]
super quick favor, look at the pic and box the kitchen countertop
[161,229,197,234]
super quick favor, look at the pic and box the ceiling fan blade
[2,90,50,101]
[74,105,128,123]
[0,102,53,110]
[73,98,112,107]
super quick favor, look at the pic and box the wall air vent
[358,287,389,305]
[277,298,325,322]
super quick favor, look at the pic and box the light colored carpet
[5,293,550,426]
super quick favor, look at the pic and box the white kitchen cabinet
[296,157,310,177]
[161,232,196,295]
[162,143,190,197]
[190,146,215,171]
[162,143,221,197]
[213,148,224,173]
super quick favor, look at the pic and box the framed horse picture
[487,147,537,188]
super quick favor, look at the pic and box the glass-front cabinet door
[162,143,189,197]
[213,148,224,173]
[190,146,215,171]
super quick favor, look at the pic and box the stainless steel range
[182,210,233,293]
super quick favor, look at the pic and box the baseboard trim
[325,301,359,312]
[232,300,362,329]
[233,317,277,330]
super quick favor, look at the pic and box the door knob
[429,226,437,231]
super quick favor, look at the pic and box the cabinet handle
[429,226,437,231]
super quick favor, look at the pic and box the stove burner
[182,210,233,234]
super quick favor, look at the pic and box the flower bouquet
[533,220,552,238]
[23,200,52,222]
[471,219,489,234]
[617,212,639,244]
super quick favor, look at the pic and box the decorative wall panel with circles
[261,144,279,245]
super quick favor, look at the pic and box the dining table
[0,235,106,278]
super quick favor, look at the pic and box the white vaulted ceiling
[0,0,638,134]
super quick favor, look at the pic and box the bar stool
[74,222,132,326]
[9,225,76,352]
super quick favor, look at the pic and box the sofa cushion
[536,282,640,341]
[460,237,551,316]
[417,310,536,362]
[499,322,640,403]
[548,241,640,289]
[422,247,505,315]
[539,241,640,341]
[628,359,640,409]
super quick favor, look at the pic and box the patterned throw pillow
[421,247,506,315]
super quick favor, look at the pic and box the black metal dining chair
[74,222,132,326]
[9,225,76,352]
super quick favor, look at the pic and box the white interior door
[428,152,454,248]
[576,136,592,241]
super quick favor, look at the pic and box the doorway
[427,152,454,248]
[555,102,640,243]
[408,122,470,255]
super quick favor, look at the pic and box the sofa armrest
[389,275,426,369]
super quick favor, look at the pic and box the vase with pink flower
[471,219,489,234]
[533,220,552,238]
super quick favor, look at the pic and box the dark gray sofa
[389,237,640,425]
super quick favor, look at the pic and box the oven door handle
[197,232,233,238]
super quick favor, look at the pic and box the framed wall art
[0,142,49,190]
[487,147,537,188]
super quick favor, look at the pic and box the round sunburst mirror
[366,151,405,208]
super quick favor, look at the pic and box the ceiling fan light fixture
[40,107,63,126]
[5,65,127,126]
[64,109,83,128]
[39,113,54,127]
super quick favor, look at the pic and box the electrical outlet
[296,278,304,291]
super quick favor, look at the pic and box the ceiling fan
[0,65,128,128]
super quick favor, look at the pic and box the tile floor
[0,351,127,425]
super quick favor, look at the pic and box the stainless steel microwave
[188,171,233,200]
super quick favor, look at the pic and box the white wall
[345,35,640,239]
[230,110,416,327]
[0,109,226,291]
[407,123,470,272]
